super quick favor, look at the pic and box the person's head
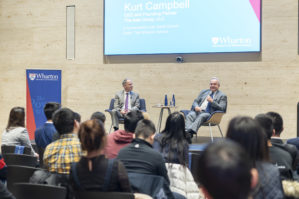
[78,119,106,153]
[122,78,133,92]
[90,111,106,123]
[124,110,144,133]
[198,140,258,199]
[209,77,220,92]
[160,112,189,165]
[226,116,269,166]
[266,112,283,136]
[6,107,25,130]
[135,119,156,144]
[43,102,61,121]
[52,108,76,135]
[254,114,274,140]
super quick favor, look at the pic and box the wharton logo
[211,36,252,47]
[28,73,59,81]
[29,73,37,81]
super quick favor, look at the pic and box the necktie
[206,92,214,113]
[125,93,129,111]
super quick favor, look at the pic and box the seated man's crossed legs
[185,111,210,136]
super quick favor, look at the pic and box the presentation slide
[104,0,261,55]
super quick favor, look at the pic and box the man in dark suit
[111,78,140,131]
[185,77,227,136]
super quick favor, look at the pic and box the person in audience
[117,119,169,183]
[197,140,258,199]
[154,112,201,199]
[35,102,61,149]
[226,116,284,199]
[153,112,189,166]
[43,108,82,174]
[117,120,184,199]
[266,112,298,171]
[111,78,140,131]
[105,110,144,159]
[255,114,294,180]
[90,111,106,123]
[1,107,36,156]
[185,77,227,138]
[70,119,131,192]
[52,111,81,142]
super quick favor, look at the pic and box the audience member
[154,112,201,199]
[2,107,36,156]
[153,112,189,166]
[266,112,298,171]
[43,108,82,174]
[105,110,144,159]
[111,78,140,131]
[117,119,169,182]
[255,114,293,180]
[117,119,184,199]
[90,111,106,123]
[226,116,284,199]
[35,102,61,149]
[197,140,258,199]
[70,119,131,192]
[52,111,81,142]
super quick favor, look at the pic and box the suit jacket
[192,89,227,113]
[113,90,140,111]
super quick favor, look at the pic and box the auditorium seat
[7,165,41,195]
[3,153,38,167]
[13,183,67,199]
[75,191,134,199]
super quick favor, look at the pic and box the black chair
[181,109,225,142]
[105,98,147,133]
[1,145,31,155]
[7,165,41,195]
[3,153,38,167]
[13,183,67,199]
[75,191,134,199]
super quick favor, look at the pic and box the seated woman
[226,116,284,199]
[153,112,202,199]
[153,112,189,165]
[1,107,36,156]
[70,119,131,192]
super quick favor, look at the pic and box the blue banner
[26,69,61,140]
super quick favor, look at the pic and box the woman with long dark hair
[153,112,189,166]
[153,112,201,199]
[226,116,284,199]
[1,107,36,155]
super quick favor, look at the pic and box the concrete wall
[0,0,298,139]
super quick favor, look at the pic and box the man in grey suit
[185,77,227,136]
[111,78,140,131]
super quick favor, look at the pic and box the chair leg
[209,123,213,142]
[217,124,224,138]
[109,124,112,134]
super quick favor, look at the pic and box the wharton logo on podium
[26,69,61,140]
